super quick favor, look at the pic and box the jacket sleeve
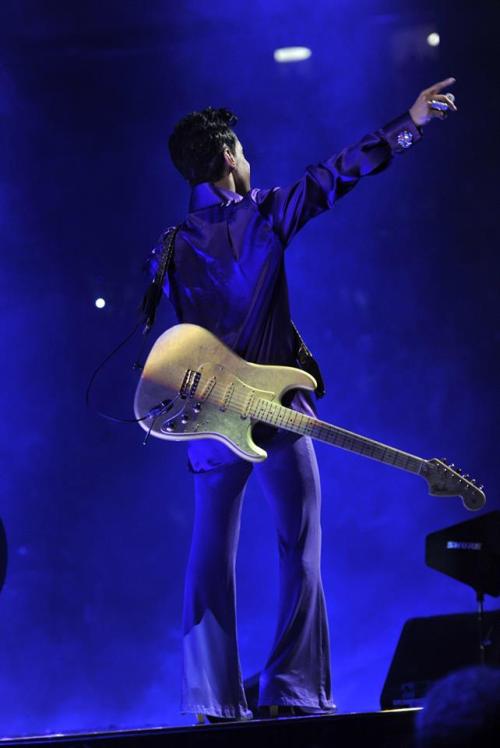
[250,112,422,247]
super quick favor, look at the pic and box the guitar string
[217,384,404,463]
[151,376,477,496]
[147,367,478,497]
[231,389,475,494]
[168,379,424,474]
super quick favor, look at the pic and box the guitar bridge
[180,369,201,399]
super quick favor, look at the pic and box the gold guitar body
[134,323,316,462]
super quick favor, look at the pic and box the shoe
[264,705,337,718]
[196,713,252,725]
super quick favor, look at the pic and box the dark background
[0,0,498,736]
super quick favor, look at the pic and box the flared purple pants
[181,435,333,718]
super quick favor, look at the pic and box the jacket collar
[189,182,244,213]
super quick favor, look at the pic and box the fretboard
[250,397,424,475]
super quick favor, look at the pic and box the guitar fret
[218,385,414,471]
[249,397,422,476]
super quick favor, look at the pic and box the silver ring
[429,92,455,112]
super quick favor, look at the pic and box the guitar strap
[142,225,326,398]
[291,322,326,399]
[141,226,179,334]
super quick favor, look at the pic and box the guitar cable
[86,226,178,426]
[85,317,152,424]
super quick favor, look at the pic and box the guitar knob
[181,414,189,424]
[164,421,176,432]
[193,403,202,413]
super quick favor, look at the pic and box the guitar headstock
[421,458,486,511]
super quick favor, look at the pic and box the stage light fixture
[273,47,312,63]
[427,32,440,47]
[95,297,106,309]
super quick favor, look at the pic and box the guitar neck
[251,398,425,475]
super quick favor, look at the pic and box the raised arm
[252,78,457,247]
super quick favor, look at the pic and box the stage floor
[0,709,420,748]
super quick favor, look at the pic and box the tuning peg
[479,484,484,490]
[441,457,448,463]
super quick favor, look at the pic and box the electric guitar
[134,324,486,512]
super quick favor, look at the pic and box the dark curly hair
[168,107,239,185]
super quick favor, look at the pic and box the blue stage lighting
[95,297,106,309]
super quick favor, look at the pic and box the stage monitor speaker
[426,511,500,596]
[380,610,500,710]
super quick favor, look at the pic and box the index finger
[424,77,456,94]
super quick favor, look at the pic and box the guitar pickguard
[137,355,287,461]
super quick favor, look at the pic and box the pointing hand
[409,77,458,127]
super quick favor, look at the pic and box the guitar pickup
[180,369,201,399]
[220,382,235,412]
[199,376,216,402]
